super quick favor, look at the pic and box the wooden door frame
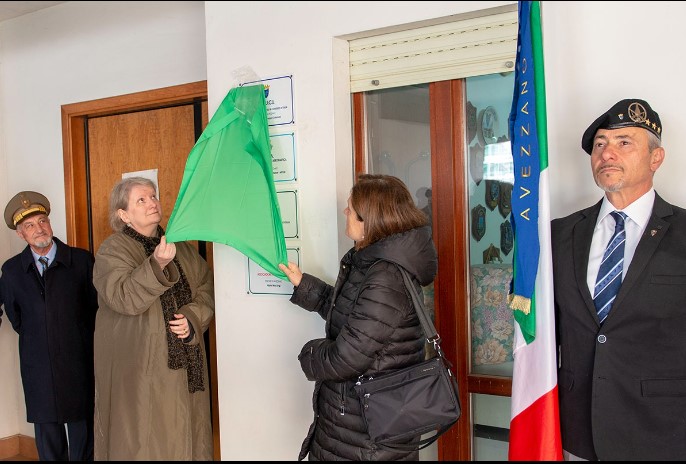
[60,80,222,460]
[429,79,471,460]
[61,81,208,249]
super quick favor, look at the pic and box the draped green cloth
[165,85,287,279]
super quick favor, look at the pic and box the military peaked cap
[4,191,51,230]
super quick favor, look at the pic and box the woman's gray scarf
[123,225,205,393]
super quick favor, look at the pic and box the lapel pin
[650,229,657,236]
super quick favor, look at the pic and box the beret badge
[628,102,647,124]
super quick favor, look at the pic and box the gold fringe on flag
[509,294,531,315]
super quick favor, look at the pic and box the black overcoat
[552,193,686,460]
[1,237,98,423]
[291,225,437,461]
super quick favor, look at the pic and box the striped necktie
[593,211,627,324]
[39,257,49,277]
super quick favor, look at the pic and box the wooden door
[87,105,198,252]
[62,82,208,253]
[61,81,221,459]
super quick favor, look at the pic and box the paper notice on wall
[122,169,159,200]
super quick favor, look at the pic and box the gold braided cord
[13,205,48,226]
[508,294,531,315]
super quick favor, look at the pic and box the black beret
[4,191,51,230]
[581,98,661,155]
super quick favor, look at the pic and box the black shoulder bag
[353,264,461,452]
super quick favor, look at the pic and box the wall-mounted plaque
[500,219,513,256]
[469,144,484,186]
[471,204,486,242]
[466,101,477,144]
[499,182,512,218]
[483,243,502,264]
[276,190,298,239]
[477,106,499,146]
[485,180,500,211]
[248,247,300,295]
[242,75,294,126]
[270,132,296,182]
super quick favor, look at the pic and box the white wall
[3,0,686,460]
[543,1,686,216]
[0,0,206,438]
[207,1,686,460]
[205,1,515,460]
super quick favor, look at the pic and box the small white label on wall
[247,247,300,295]
[122,169,159,199]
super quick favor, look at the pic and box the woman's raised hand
[279,262,303,287]
[153,235,176,269]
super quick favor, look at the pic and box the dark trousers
[34,419,93,461]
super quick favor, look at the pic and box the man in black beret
[551,99,686,460]
[0,191,98,461]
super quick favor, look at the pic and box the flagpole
[508,2,562,460]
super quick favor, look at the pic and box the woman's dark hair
[351,174,428,250]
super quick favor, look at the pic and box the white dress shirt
[586,189,655,296]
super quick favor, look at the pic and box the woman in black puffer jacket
[280,174,438,461]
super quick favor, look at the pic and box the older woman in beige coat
[93,177,214,460]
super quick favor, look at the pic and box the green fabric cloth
[165,84,287,279]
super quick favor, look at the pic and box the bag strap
[358,260,451,362]
[376,263,460,453]
[378,422,457,452]
[397,265,438,341]
[396,264,455,364]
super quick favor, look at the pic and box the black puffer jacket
[291,225,437,461]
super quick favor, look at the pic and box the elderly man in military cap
[0,191,98,461]
[551,99,686,461]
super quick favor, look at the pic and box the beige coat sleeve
[93,233,178,316]
[175,242,215,344]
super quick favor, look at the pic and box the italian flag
[507,1,562,460]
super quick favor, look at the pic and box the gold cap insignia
[628,102,647,123]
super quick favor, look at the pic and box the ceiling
[0,1,65,23]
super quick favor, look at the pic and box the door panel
[61,81,208,251]
[87,105,196,252]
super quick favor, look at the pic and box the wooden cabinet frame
[352,79,512,461]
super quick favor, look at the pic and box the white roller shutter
[349,9,518,92]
